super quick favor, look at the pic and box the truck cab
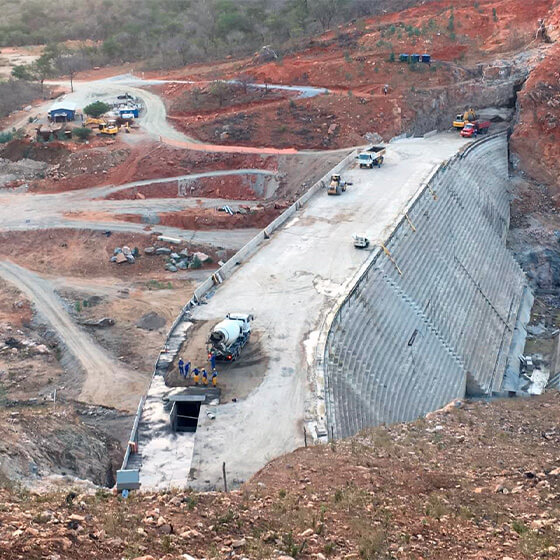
[460,121,490,138]
[358,146,386,168]
[226,313,253,335]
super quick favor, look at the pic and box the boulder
[115,252,128,264]
[193,251,210,262]
[136,312,166,331]
[156,247,172,255]
[144,246,156,255]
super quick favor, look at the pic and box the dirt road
[0,260,147,412]
[0,168,273,249]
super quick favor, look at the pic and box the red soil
[118,206,281,231]
[104,173,263,201]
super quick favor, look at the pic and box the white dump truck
[357,146,386,168]
[207,313,253,361]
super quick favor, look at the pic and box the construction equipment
[84,117,106,128]
[358,146,386,168]
[353,234,370,248]
[98,119,119,136]
[460,121,491,138]
[453,108,477,129]
[207,313,253,361]
[327,174,350,195]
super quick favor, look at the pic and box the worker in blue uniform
[178,358,184,377]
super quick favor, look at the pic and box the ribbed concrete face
[325,135,530,439]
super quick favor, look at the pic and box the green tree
[209,80,230,107]
[83,101,111,117]
[33,53,55,98]
[11,64,34,80]
[72,127,93,141]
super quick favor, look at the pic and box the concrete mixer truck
[207,313,253,361]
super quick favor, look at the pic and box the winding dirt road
[0,261,146,411]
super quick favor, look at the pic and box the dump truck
[453,108,477,129]
[460,121,491,138]
[327,174,350,195]
[357,146,386,168]
[207,313,253,361]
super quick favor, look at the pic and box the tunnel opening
[171,399,202,432]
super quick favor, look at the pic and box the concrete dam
[117,131,533,491]
[324,133,533,440]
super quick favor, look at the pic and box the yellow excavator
[84,117,106,128]
[453,108,477,129]
[98,119,119,136]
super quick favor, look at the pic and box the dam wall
[324,133,532,439]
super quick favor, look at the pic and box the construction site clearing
[0,3,558,527]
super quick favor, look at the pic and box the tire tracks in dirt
[0,260,147,412]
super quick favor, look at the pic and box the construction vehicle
[460,121,491,138]
[327,174,350,195]
[453,108,477,129]
[357,146,386,168]
[98,119,119,136]
[353,234,370,248]
[207,313,253,361]
[84,117,106,128]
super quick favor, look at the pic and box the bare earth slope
[1,393,559,559]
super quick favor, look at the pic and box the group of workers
[178,356,218,387]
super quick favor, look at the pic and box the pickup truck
[460,121,491,138]
[357,146,386,168]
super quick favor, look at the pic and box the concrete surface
[136,132,470,490]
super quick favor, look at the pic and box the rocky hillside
[1,393,559,560]
[511,2,560,192]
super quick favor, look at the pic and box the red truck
[460,121,491,138]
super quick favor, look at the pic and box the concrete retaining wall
[324,133,532,440]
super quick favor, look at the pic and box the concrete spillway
[324,133,532,440]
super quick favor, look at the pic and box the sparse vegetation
[72,127,93,141]
[0,0,427,70]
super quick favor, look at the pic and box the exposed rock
[79,317,115,328]
[136,312,166,331]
